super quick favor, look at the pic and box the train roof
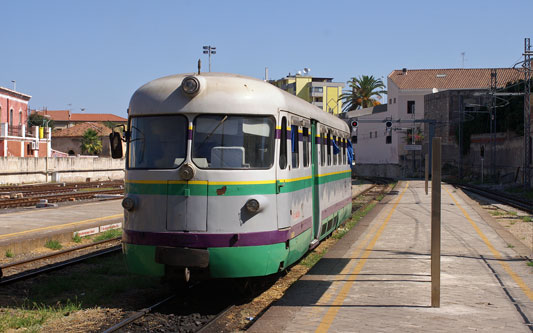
[129,72,349,133]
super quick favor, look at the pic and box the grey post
[425,153,429,195]
[431,137,441,308]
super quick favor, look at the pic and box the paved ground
[249,181,533,332]
[0,199,123,253]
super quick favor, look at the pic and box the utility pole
[490,69,497,179]
[202,45,217,72]
[459,95,464,179]
[524,38,532,189]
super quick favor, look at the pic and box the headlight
[179,163,195,181]
[182,76,200,95]
[122,197,135,211]
[245,199,260,213]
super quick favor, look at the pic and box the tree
[81,129,103,155]
[27,112,55,129]
[339,75,387,112]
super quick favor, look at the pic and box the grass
[507,244,515,248]
[44,239,62,250]
[5,249,14,258]
[300,247,327,268]
[527,261,533,267]
[72,233,82,243]
[0,299,81,332]
[522,216,532,222]
[93,228,122,242]
[488,210,507,217]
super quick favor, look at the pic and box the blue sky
[2,0,532,118]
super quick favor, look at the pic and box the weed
[93,228,122,242]
[300,247,327,268]
[527,261,533,267]
[0,299,81,332]
[522,216,532,222]
[489,210,506,216]
[5,249,14,258]
[507,244,515,248]
[509,211,517,216]
[44,239,62,250]
[72,233,82,243]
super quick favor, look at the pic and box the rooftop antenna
[198,59,202,75]
[11,80,16,91]
[461,52,465,68]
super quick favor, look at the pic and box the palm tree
[339,75,387,112]
[81,129,103,155]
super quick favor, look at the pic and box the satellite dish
[432,88,439,94]
[303,67,310,74]
[297,71,302,75]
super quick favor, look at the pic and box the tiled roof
[35,110,71,121]
[52,122,112,137]
[70,113,127,122]
[34,110,127,122]
[388,68,523,90]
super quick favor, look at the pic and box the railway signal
[350,119,358,144]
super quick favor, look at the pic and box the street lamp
[202,45,216,72]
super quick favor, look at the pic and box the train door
[276,112,291,229]
[311,120,320,240]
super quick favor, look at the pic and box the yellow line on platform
[315,182,409,333]
[0,214,123,240]
[444,187,533,301]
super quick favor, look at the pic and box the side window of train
[332,135,339,165]
[291,124,299,168]
[279,117,287,169]
[327,130,332,166]
[302,127,309,167]
[343,138,347,164]
[320,131,326,166]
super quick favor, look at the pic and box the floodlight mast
[202,45,217,72]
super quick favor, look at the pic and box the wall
[0,157,125,184]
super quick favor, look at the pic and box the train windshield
[128,115,188,169]
[192,115,275,169]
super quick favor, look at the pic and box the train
[110,72,354,281]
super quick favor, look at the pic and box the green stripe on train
[125,170,350,196]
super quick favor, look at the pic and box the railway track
[452,183,533,214]
[0,188,124,208]
[0,237,122,285]
[0,180,124,193]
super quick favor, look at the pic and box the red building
[0,87,49,157]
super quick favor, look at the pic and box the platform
[0,200,123,254]
[249,181,533,332]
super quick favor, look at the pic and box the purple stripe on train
[321,196,351,218]
[124,217,313,248]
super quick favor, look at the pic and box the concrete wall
[353,163,402,179]
[0,157,125,184]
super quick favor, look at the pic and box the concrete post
[431,137,441,308]
[425,153,429,195]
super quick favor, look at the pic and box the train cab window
[327,131,332,166]
[279,117,288,169]
[291,124,299,168]
[128,115,188,169]
[302,127,309,167]
[192,115,275,169]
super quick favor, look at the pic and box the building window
[393,98,396,103]
[375,131,377,138]
[389,98,392,104]
[370,132,372,139]
[311,87,323,93]
[386,135,392,144]
[407,101,415,114]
